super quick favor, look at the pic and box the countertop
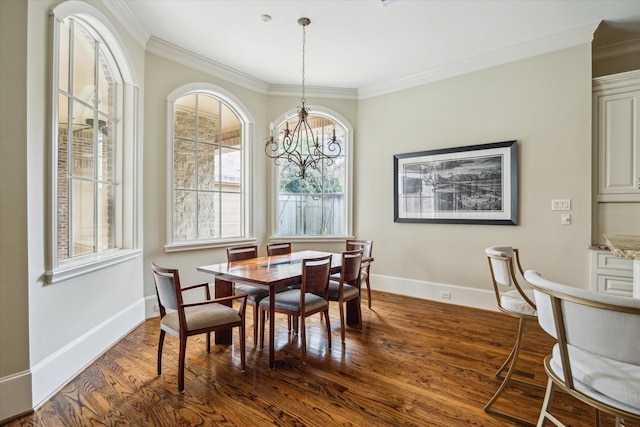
[603,235,640,260]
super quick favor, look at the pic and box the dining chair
[484,246,541,426]
[328,248,363,344]
[151,262,247,392]
[266,242,292,256]
[258,254,333,364]
[227,245,269,346]
[346,239,373,308]
[525,270,640,427]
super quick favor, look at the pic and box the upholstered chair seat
[160,304,242,334]
[327,281,359,300]
[500,289,537,317]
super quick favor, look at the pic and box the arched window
[166,85,253,250]
[272,108,353,238]
[49,3,140,282]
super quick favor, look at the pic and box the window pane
[97,115,114,182]
[58,94,70,176]
[72,180,94,256]
[198,95,219,144]
[219,147,241,187]
[58,19,70,93]
[57,176,69,260]
[174,139,196,189]
[72,99,94,179]
[220,192,241,237]
[174,190,196,241]
[175,95,197,140]
[72,22,96,105]
[197,142,215,190]
[221,104,240,148]
[197,191,217,239]
[97,48,115,117]
[96,183,115,251]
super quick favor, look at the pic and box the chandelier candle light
[265,17,341,179]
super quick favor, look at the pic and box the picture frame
[393,140,518,225]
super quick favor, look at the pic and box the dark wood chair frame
[329,248,363,344]
[346,239,373,309]
[151,262,247,392]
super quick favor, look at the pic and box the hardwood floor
[5,292,636,426]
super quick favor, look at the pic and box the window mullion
[93,39,100,253]
[67,19,75,259]
[194,94,200,239]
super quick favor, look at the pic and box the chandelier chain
[301,21,306,103]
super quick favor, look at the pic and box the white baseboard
[29,299,145,407]
[370,273,497,312]
[0,370,32,422]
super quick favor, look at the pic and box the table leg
[214,278,233,345]
[269,289,276,369]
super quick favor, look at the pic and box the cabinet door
[596,88,640,196]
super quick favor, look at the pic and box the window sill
[164,238,257,253]
[46,248,142,284]
[269,236,354,244]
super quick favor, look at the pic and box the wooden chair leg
[365,278,372,309]
[178,336,187,393]
[323,308,331,350]
[239,324,246,372]
[259,307,266,349]
[252,304,259,346]
[301,316,307,364]
[157,330,165,375]
[339,302,346,344]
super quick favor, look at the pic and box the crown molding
[101,0,149,48]
[593,34,640,61]
[268,84,357,100]
[358,21,600,100]
[146,36,271,94]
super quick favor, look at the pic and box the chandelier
[265,17,341,179]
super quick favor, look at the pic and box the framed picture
[394,140,518,225]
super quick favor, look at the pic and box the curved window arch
[271,106,353,239]
[166,84,253,251]
[48,2,141,283]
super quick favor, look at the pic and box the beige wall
[356,45,593,291]
[0,0,32,419]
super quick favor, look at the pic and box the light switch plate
[552,199,571,211]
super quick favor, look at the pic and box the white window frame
[47,2,141,283]
[165,83,254,252]
[269,105,354,242]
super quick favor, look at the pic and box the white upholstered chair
[525,270,640,427]
[484,246,541,425]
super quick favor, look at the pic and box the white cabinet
[590,249,633,297]
[593,70,640,201]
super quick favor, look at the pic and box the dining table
[197,250,372,369]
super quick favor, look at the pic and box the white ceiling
[118,0,640,91]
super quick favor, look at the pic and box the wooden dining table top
[197,250,354,288]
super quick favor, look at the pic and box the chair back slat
[151,263,181,311]
[486,246,515,287]
[341,249,363,284]
[301,255,332,295]
[227,245,258,262]
[346,239,372,258]
[267,242,292,256]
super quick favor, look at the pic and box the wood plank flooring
[5,292,637,426]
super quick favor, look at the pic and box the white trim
[30,299,144,407]
[593,34,640,62]
[0,370,32,422]
[371,273,498,312]
[268,84,357,100]
[164,237,257,253]
[593,69,640,91]
[358,21,600,99]
[46,249,142,283]
[100,0,149,49]
[148,36,270,95]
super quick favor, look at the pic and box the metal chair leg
[484,318,539,426]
